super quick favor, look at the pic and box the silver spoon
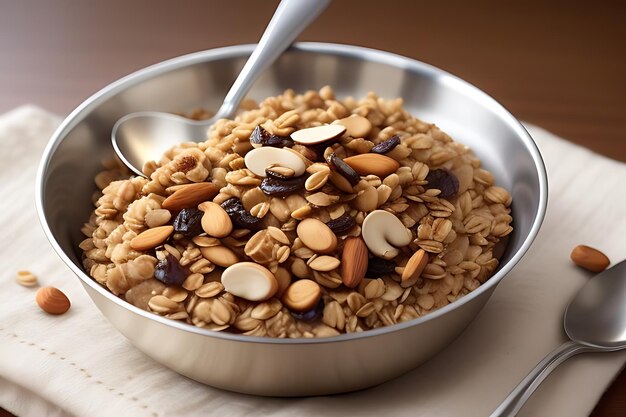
[112,0,330,177]
[491,259,626,416]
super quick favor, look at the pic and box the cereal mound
[80,86,513,338]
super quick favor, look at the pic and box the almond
[162,182,219,211]
[198,201,232,238]
[36,287,71,315]
[342,237,369,288]
[333,115,372,138]
[308,255,341,272]
[282,279,321,312]
[296,218,337,254]
[291,124,346,145]
[130,225,174,251]
[200,246,239,267]
[571,245,610,272]
[343,154,400,178]
[401,249,429,287]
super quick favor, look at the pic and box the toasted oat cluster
[80,86,513,338]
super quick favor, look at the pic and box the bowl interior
[38,43,546,338]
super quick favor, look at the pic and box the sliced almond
[401,249,429,287]
[290,124,346,145]
[200,246,238,267]
[333,115,372,138]
[361,210,412,259]
[305,170,330,191]
[162,182,219,211]
[308,255,341,272]
[341,237,369,288]
[244,147,306,178]
[343,154,400,178]
[221,262,278,302]
[296,218,337,254]
[198,202,232,238]
[282,279,322,312]
[130,225,174,251]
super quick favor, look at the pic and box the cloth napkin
[1,105,625,417]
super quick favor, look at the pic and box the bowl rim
[36,42,548,345]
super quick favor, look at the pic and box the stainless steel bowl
[36,43,547,396]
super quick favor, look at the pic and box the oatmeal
[80,86,513,338]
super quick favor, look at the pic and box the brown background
[0,0,625,415]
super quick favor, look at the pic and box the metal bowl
[36,43,547,396]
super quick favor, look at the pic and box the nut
[200,246,239,267]
[296,218,337,254]
[244,147,306,177]
[343,154,400,178]
[361,210,412,259]
[341,237,369,288]
[281,279,322,312]
[16,270,38,287]
[308,255,341,272]
[221,262,278,301]
[571,245,610,272]
[162,182,219,211]
[305,170,330,191]
[35,287,71,315]
[290,124,346,145]
[333,115,372,138]
[130,225,174,251]
[401,249,429,287]
[144,209,172,228]
[198,201,233,238]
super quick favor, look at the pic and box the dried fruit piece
[366,257,396,277]
[370,135,401,154]
[361,210,412,259]
[325,213,356,234]
[282,279,322,312]
[342,237,369,288]
[291,298,324,321]
[130,226,174,251]
[343,154,400,178]
[249,125,294,148]
[162,182,219,211]
[291,124,346,145]
[173,208,204,237]
[260,175,307,197]
[425,169,459,199]
[220,197,263,230]
[571,245,610,272]
[244,147,306,177]
[35,287,71,315]
[297,218,337,254]
[327,153,360,186]
[333,115,372,138]
[198,202,233,238]
[221,262,278,301]
[154,254,186,286]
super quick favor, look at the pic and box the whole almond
[162,182,219,211]
[36,287,71,315]
[130,225,174,251]
[198,202,232,238]
[282,279,322,312]
[402,249,429,286]
[343,154,400,178]
[342,237,369,288]
[571,245,610,272]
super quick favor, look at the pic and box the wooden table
[1,1,624,415]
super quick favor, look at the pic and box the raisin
[366,257,396,277]
[250,125,293,148]
[425,169,459,199]
[370,135,401,154]
[220,197,263,230]
[325,214,356,234]
[154,254,186,286]
[172,208,203,237]
[259,175,307,197]
[327,153,360,186]
[291,298,324,322]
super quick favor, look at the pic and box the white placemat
[1,105,624,417]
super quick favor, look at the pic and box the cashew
[361,210,412,259]
[221,262,278,302]
[244,147,307,177]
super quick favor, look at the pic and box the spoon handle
[490,341,594,417]
[214,0,331,119]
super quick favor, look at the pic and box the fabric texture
[0,105,624,417]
